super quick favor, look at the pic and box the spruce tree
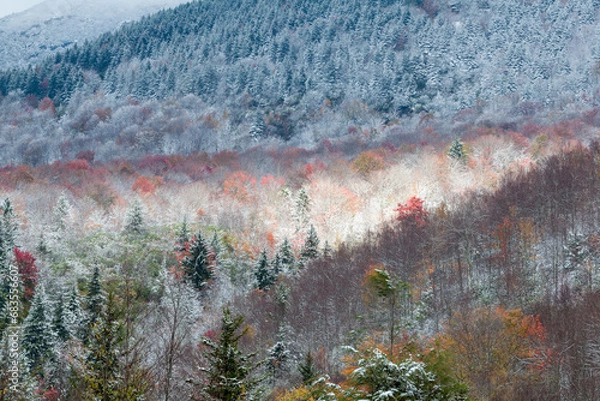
[84,266,105,343]
[124,199,145,235]
[66,286,84,340]
[294,187,311,229]
[52,292,70,342]
[22,285,55,373]
[255,249,275,291]
[272,252,283,278]
[196,308,262,401]
[300,225,320,265]
[267,341,290,381]
[278,238,295,271]
[181,231,215,291]
[447,137,467,163]
[81,292,123,401]
[53,194,71,232]
[210,230,222,259]
[298,351,318,385]
[175,216,190,252]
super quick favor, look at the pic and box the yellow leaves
[440,307,547,401]
[352,150,385,176]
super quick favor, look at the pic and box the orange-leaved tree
[440,307,548,401]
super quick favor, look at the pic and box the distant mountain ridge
[0,0,191,70]
[1,0,600,164]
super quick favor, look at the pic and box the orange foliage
[260,174,285,188]
[222,170,257,202]
[441,307,549,400]
[132,175,162,194]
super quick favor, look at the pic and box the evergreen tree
[181,231,215,291]
[196,308,263,401]
[52,292,70,342]
[249,112,265,141]
[124,199,145,235]
[80,292,124,401]
[298,351,318,385]
[65,286,84,340]
[53,194,71,232]
[272,252,283,278]
[210,230,222,259]
[294,188,311,230]
[84,266,105,343]
[278,238,295,271]
[267,341,290,381]
[254,249,275,291]
[447,137,467,163]
[175,215,190,252]
[300,225,320,265]
[22,285,55,373]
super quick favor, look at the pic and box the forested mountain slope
[1,0,600,164]
[0,0,191,70]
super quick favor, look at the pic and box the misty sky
[0,0,46,18]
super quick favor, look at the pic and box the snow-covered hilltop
[0,0,191,70]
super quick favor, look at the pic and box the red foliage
[395,196,428,227]
[14,248,38,300]
[137,154,174,175]
[132,175,162,194]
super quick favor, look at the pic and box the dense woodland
[0,125,597,400]
[2,0,600,163]
[2,0,600,400]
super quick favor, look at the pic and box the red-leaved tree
[14,247,38,300]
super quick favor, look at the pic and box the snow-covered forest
[2,0,600,400]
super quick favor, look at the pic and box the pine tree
[52,292,70,342]
[272,252,283,278]
[267,341,290,380]
[124,199,145,235]
[175,216,190,252]
[300,225,320,265]
[294,188,311,229]
[84,266,105,343]
[65,286,84,340]
[298,351,318,385]
[181,231,215,291]
[249,112,265,141]
[22,285,55,373]
[80,292,123,401]
[254,249,275,291]
[447,137,467,163]
[278,238,295,271]
[196,308,263,400]
[53,194,71,232]
[210,230,222,259]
